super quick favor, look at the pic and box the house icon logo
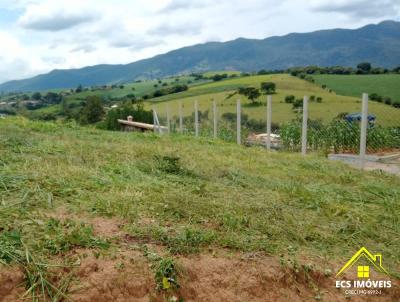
[335,247,392,296]
[336,247,389,278]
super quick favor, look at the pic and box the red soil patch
[68,250,156,302]
[0,268,24,302]
[1,250,399,302]
[177,254,400,302]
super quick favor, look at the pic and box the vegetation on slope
[150,74,400,127]
[312,74,400,102]
[1,117,399,269]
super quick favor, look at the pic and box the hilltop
[1,20,400,92]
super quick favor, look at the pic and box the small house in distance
[117,116,167,133]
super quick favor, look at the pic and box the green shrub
[384,97,392,105]
[103,101,153,130]
[285,95,295,103]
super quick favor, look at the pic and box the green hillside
[22,73,400,129]
[149,74,400,127]
[312,74,400,101]
[0,117,399,300]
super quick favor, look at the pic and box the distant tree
[119,85,124,89]
[260,82,276,94]
[75,84,83,93]
[292,99,303,110]
[212,74,228,82]
[393,66,400,73]
[384,97,392,105]
[357,62,372,73]
[44,92,62,104]
[257,69,269,75]
[285,95,295,103]
[32,92,42,100]
[79,96,104,124]
[238,87,261,103]
[370,93,383,102]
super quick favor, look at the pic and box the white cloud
[149,22,202,36]
[0,30,48,83]
[160,0,209,12]
[17,1,98,31]
[0,0,398,84]
[310,0,400,18]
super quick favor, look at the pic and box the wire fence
[152,93,400,168]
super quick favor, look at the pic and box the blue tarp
[345,113,376,122]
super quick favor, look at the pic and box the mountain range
[1,20,400,92]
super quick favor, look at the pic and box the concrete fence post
[152,106,156,133]
[213,99,217,139]
[179,101,183,133]
[237,99,241,145]
[266,95,272,150]
[166,104,170,134]
[301,96,309,155]
[194,100,199,137]
[152,107,161,134]
[359,93,369,170]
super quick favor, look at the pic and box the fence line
[166,103,171,134]
[359,93,369,170]
[266,95,272,150]
[213,99,217,139]
[301,96,309,156]
[194,99,199,137]
[151,93,398,171]
[179,100,183,133]
[237,99,241,145]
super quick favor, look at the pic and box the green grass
[66,75,201,101]
[1,116,399,279]
[312,74,400,101]
[26,73,400,128]
[148,74,400,127]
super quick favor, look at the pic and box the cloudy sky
[0,0,399,84]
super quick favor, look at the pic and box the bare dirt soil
[1,213,399,302]
[2,250,399,302]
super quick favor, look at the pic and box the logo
[335,247,391,296]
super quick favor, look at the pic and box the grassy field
[312,74,400,101]
[20,73,400,128]
[148,74,400,127]
[0,117,399,300]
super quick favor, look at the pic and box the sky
[0,0,399,84]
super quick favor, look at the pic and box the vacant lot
[0,117,399,301]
